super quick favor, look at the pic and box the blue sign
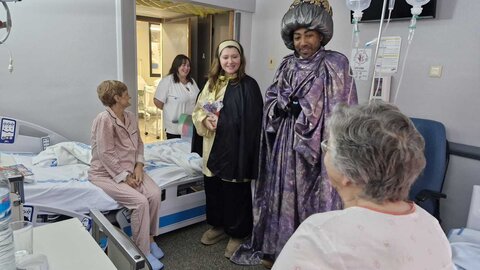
[0,118,16,144]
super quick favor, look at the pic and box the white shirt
[273,204,454,270]
[154,74,200,135]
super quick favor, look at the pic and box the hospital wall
[250,0,480,232]
[0,0,137,144]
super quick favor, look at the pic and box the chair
[409,118,449,222]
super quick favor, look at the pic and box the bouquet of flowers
[202,100,223,117]
[202,100,224,128]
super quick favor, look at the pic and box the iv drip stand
[370,0,389,99]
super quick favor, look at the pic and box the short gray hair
[327,101,426,203]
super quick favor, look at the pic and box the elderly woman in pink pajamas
[88,80,164,270]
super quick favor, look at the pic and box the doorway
[135,3,233,143]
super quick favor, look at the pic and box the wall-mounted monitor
[352,0,437,23]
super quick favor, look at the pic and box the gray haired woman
[273,102,454,270]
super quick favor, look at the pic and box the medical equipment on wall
[345,0,372,103]
[345,0,431,103]
[346,0,371,48]
[1,0,21,73]
[393,0,431,102]
[406,0,431,37]
[0,2,12,45]
[347,0,385,101]
[0,0,21,45]
[363,0,395,49]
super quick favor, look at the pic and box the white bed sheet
[144,139,202,187]
[0,139,203,213]
[1,152,120,213]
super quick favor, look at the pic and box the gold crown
[289,0,332,16]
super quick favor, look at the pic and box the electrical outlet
[429,65,443,78]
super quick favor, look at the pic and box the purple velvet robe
[231,48,358,264]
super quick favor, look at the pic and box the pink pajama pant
[91,175,161,255]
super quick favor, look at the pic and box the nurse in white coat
[154,54,200,139]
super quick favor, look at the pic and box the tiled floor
[139,116,165,143]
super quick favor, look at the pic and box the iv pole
[370,0,389,100]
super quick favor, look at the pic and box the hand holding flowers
[202,100,223,130]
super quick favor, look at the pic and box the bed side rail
[23,203,93,230]
[0,115,68,153]
[90,209,151,270]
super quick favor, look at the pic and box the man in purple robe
[231,0,358,267]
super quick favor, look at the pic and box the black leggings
[203,175,253,238]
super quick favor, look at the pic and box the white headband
[218,40,241,56]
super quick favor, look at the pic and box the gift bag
[178,114,193,140]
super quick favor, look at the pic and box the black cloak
[207,75,264,181]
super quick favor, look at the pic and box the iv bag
[406,0,430,15]
[346,0,372,19]
[405,0,430,6]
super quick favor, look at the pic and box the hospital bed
[0,116,206,235]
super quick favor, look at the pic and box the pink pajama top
[88,107,144,183]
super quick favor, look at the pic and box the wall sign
[0,118,16,144]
